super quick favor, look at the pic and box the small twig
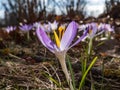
[8,53,25,60]
[50,64,62,86]
[42,64,55,88]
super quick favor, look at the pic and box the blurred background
[0,0,120,26]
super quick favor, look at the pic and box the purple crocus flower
[19,24,33,41]
[36,21,87,53]
[36,21,87,89]
[87,23,97,38]
[19,24,33,32]
[82,23,107,40]
[5,26,16,33]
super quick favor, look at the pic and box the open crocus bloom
[36,21,88,89]
[83,22,114,39]
[36,21,87,54]
[83,23,101,39]
[19,24,33,32]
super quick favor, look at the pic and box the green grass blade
[43,73,63,89]
[49,77,60,86]
[79,56,98,90]
[83,59,87,75]
[67,55,76,90]
[96,41,104,47]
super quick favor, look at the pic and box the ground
[0,31,120,90]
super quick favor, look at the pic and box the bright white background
[0,0,105,18]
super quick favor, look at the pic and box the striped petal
[60,21,78,51]
[69,28,88,49]
[36,27,57,53]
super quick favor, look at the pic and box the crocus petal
[105,24,114,32]
[69,28,88,49]
[19,24,33,31]
[91,23,98,36]
[78,24,86,32]
[87,23,98,38]
[36,27,58,53]
[6,26,16,33]
[28,25,33,30]
[60,21,78,51]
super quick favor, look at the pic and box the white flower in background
[48,20,58,30]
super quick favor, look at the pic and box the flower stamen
[53,30,60,47]
[58,26,65,40]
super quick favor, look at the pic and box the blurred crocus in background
[36,21,87,90]
[48,20,59,44]
[98,23,114,39]
[33,21,41,28]
[48,20,58,31]
[80,22,114,55]
[98,23,114,32]
[83,23,104,40]
[78,24,86,32]
[19,24,33,41]
[5,26,16,33]
[86,23,102,55]
[19,24,33,32]
[42,23,51,33]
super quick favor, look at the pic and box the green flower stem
[107,32,111,39]
[101,59,104,90]
[27,32,30,41]
[56,53,74,90]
